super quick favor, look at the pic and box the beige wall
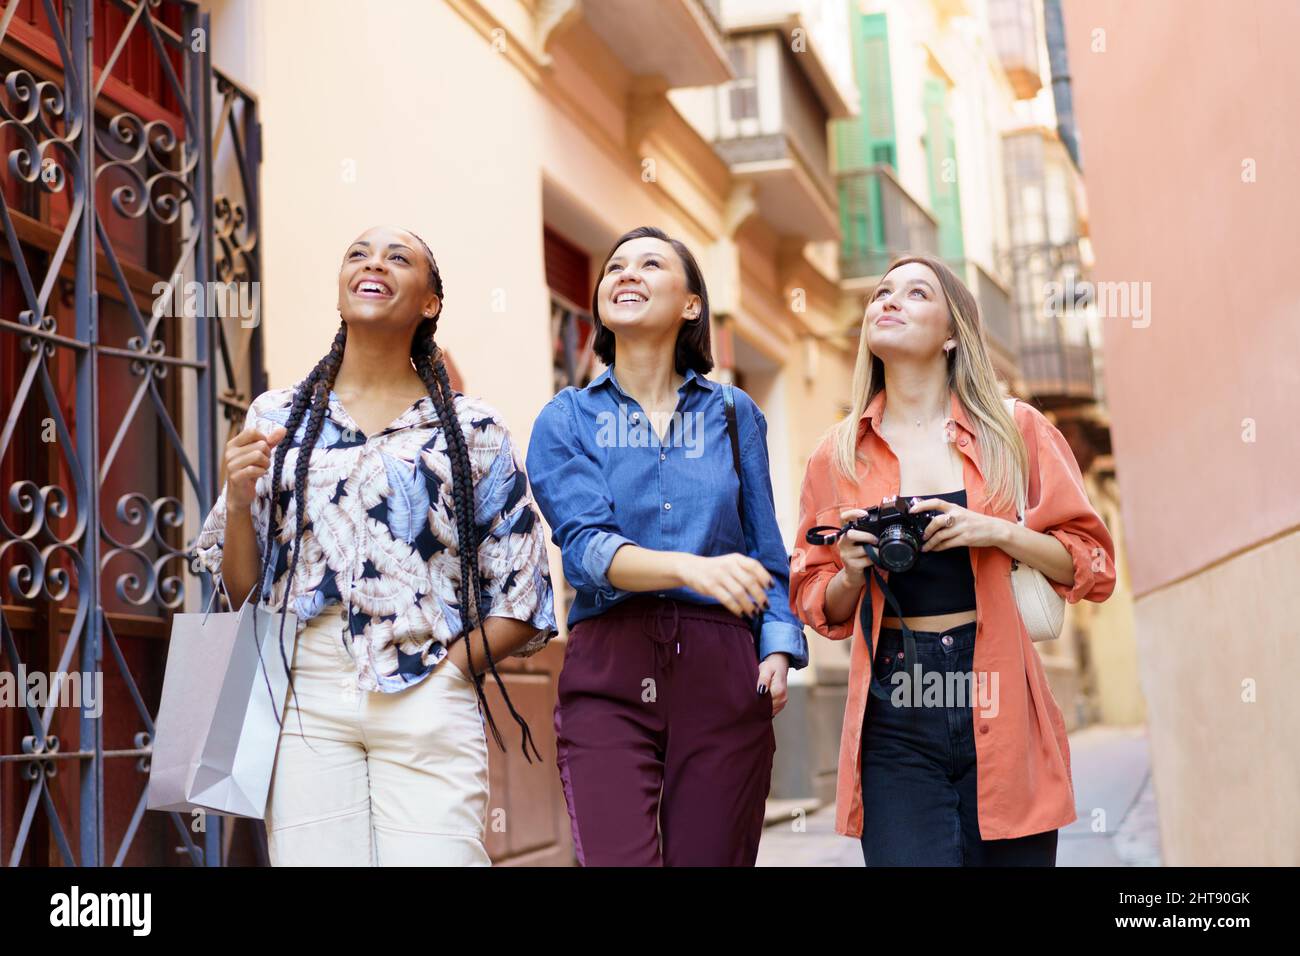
[1063,0,1300,863]
[251,1,557,442]
[1132,530,1300,866]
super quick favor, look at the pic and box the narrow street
[757,724,1162,867]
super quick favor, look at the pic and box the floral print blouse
[191,382,557,693]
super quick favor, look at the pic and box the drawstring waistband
[641,599,681,675]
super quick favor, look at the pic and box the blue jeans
[859,621,1058,866]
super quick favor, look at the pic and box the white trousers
[264,606,490,866]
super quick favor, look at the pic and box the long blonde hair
[830,254,1026,517]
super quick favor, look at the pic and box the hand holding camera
[806,495,948,574]
[835,508,878,583]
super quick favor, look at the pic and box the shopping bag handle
[200,576,259,626]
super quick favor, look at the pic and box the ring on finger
[946,513,956,527]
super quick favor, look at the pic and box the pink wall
[1062,0,1300,596]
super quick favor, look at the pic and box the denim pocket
[872,646,904,685]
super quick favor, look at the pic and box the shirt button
[660,452,666,461]
[664,502,671,511]
[631,413,640,423]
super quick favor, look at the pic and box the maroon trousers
[554,596,777,866]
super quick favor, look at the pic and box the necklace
[884,397,950,431]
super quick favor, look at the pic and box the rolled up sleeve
[474,424,558,658]
[191,484,230,583]
[525,395,634,606]
[789,441,857,641]
[189,390,278,602]
[1023,407,1117,604]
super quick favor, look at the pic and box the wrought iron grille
[0,0,264,866]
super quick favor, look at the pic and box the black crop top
[882,488,977,617]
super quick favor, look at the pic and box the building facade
[1061,0,1300,865]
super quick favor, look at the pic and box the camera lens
[876,524,921,573]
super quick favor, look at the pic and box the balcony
[837,165,939,280]
[699,32,840,240]
[988,0,1042,99]
[956,258,1018,376]
[576,0,732,87]
[718,1,857,120]
[1019,336,1096,406]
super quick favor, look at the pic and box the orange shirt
[789,390,1116,840]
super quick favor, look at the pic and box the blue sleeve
[525,394,635,607]
[735,391,810,670]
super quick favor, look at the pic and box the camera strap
[858,560,919,710]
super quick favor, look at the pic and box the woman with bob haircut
[527,225,808,867]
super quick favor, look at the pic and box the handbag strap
[1004,396,1036,571]
[721,382,745,529]
[1003,397,1026,525]
[721,382,762,653]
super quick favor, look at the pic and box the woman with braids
[526,226,808,866]
[192,224,556,866]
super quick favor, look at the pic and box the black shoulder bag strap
[721,382,761,656]
[721,382,745,527]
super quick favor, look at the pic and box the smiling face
[336,225,440,327]
[595,236,701,343]
[864,261,955,360]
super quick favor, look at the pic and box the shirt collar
[324,388,440,434]
[859,388,976,440]
[588,365,715,398]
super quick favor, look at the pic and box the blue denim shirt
[526,366,808,669]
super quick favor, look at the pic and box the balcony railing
[838,165,939,279]
[1019,338,1095,402]
[959,259,1017,362]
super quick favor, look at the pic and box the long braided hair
[257,230,540,762]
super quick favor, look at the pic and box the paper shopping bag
[147,598,298,819]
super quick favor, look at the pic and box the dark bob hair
[591,225,713,375]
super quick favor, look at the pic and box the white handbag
[1004,398,1065,643]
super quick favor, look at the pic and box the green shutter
[834,12,896,173]
[923,77,965,260]
[835,12,897,274]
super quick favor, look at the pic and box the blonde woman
[789,254,1115,866]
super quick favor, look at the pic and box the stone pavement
[757,723,1162,867]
